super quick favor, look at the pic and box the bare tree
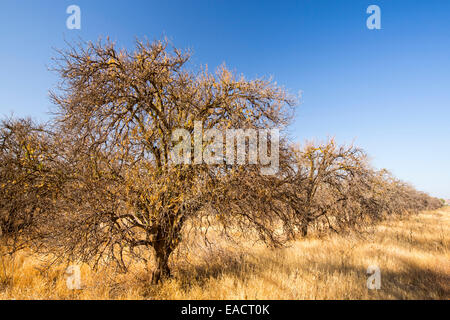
[286,139,442,237]
[0,118,65,253]
[288,139,369,236]
[47,38,296,283]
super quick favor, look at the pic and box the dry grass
[1,207,449,300]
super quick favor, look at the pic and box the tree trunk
[301,223,308,237]
[150,213,185,284]
[151,247,171,284]
[150,228,177,284]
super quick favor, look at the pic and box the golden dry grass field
[1,207,449,300]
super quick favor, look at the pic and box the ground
[1,207,449,299]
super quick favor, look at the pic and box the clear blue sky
[0,0,449,198]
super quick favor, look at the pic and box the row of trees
[0,39,442,283]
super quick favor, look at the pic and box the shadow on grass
[169,245,449,299]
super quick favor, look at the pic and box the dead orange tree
[286,139,443,237]
[365,169,442,216]
[288,139,371,236]
[47,38,296,283]
[0,118,66,253]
